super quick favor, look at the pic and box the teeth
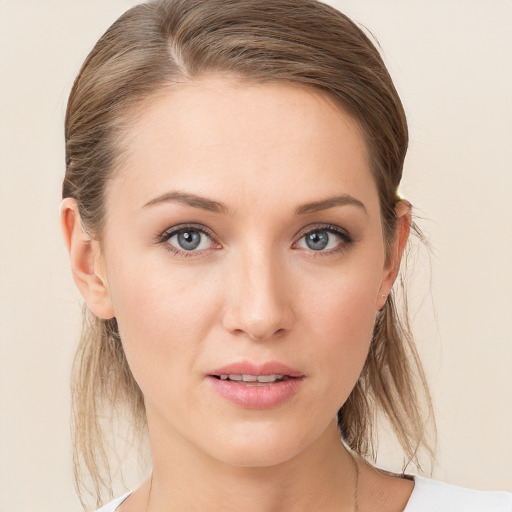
[219,374,285,383]
[256,374,284,382]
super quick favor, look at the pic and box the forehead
[109,76,378,217]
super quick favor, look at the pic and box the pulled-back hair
[64,0,434,506]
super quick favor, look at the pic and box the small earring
[378,293,388,313]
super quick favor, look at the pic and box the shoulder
[404,476,512,512]
[96,491,132,512]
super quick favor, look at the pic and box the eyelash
[155,223,354,258]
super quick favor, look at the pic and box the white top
[404,476,512,511]
[97,476,512,512]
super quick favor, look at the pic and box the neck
[146,417,357,512]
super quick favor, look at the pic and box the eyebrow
[295,194,367,215]
[143,191,367,216]
[143,191,230,214]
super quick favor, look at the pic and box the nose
[222,246,295,341]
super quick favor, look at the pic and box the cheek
[105,256,222,391]
[299,258,382,399]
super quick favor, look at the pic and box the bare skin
[61,76,414,511]
[119,434,415,512]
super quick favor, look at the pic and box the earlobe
[60,198,115,319]
[376,200,412,310]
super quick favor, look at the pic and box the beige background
[0,0,511,510]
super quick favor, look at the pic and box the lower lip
[207,376,304,409]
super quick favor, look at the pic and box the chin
[200,419,320,469]
[212,443,300,469]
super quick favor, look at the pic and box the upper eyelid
[159,223,216,241]
[295,223,350,240]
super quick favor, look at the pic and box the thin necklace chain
[145,473,152,512]
[145,454,360,512]
[350,451,360,512]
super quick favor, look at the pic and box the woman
[60,0,512,510]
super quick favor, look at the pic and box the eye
[295,226,352,252]
[163,226,215,252]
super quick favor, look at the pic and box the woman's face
[95,77,398,467]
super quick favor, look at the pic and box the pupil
[178,230,201,250]
[306,230,329,250]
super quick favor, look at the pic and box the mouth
[208,361,304,382]
[206,361,305,409]
[211,374,293,386]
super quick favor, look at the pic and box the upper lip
[208,360,305,378]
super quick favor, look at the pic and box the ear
[60,198,115,319]
[376,200,411,311]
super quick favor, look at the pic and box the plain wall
[0,0,511,510]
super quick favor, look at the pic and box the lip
[207,360,305,410]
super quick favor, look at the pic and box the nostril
[247,327,286,341]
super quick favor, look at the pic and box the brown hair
[64,0,434,506]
